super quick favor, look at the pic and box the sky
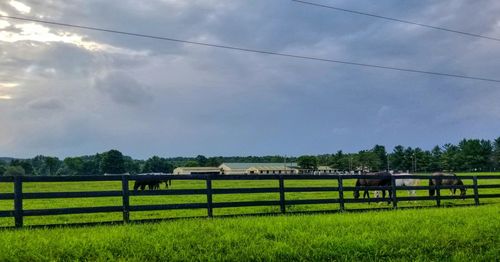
[1,0,499,159]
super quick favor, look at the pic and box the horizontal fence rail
[0,174,499,228]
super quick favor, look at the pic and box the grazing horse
[354,171,392,204]
[134,177,171,191]
[374,172,420,198]
[429,172,466,199]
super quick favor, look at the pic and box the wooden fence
[0,174,499,228]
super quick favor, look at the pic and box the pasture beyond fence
[0,174,499,228]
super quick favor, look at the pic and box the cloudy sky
[1,0,499,159]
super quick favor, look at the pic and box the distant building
[173,167,222,175]
[172,162,337,175]
[298,166,337,175]
[219,163,298,175]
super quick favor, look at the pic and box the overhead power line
[291,0,500,42]
[1,15,500,83]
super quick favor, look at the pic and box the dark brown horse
[133,177,171,191]
[429,172,466,199]
[353,171,392,204]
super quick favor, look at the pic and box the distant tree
[357,150,380,171]
[0,161,6,175]
[64,157,84,176]
[124,156,141,174]
[494,137,500,170]
[3,166,25,176]
[185,161,199,167]
[195,155,208,167]
[429,146,442,172]
[441,144,459,171]
[457,139,493,171]
[390,145,406,171]
[44,157,61,176]
[297,155,318,170]
[142,156,173,173]
[372,145,387,171]
[100,150,126,174]
[207,157,223,167]
[10,159,34,175]
[329,151,346,170]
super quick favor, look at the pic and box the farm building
[173,163,336,175]
[219,163,298,175]
[172,167,222,175]
[297,166,338,174]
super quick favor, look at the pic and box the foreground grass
[0,205,498,261]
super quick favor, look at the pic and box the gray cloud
[27,97,64,110]
[93,72,153,106]
[1,0,500,158]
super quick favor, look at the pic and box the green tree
[4,166,25,176]
[185,161,199,167]
[494,137,500,170]
[390,145,406,171]
[372,145,387,171]
[207,157,223,167]
[10,159,34,175]
[441,144,459,171]
[297,155,318,170]
[0,161,6,175]
[63,157,84,175]
[457,139,493,171]
[124,156,141,174]
[329,150,349,170]
[195,155,208,167]
[429,146,442,172]
[142,156,173,173]
[100,150,126,174]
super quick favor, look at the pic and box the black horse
[133,177,171,191]
[429,172,466,199]
[353,171,392,204]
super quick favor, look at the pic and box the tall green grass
[0,205,498,261]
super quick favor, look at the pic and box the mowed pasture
[0,172,499,227]
[0,205,498,261]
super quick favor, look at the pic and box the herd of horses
[133,176,172,191]
[133,172,467,204]
[354,172,467,204]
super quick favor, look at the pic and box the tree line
[1,137,499,176]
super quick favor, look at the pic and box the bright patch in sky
[0,23,148,55]
[0,95,12,100]
[0,20,10,29]
[0,82,19,88]
[9,0,31,14]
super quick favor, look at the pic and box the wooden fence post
[14,175,23,228]
[473,176,479,206]
[391,176,397,209]
[206,176,213,218]
[338,176,345,212]
[121,175,130,223]
[436,184,441,207]
[279,176,286,213]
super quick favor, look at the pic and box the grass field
[0,172,499,227]
[0,204,498,261]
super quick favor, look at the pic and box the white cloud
[9,0,31,14]
[0,20,10,29]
